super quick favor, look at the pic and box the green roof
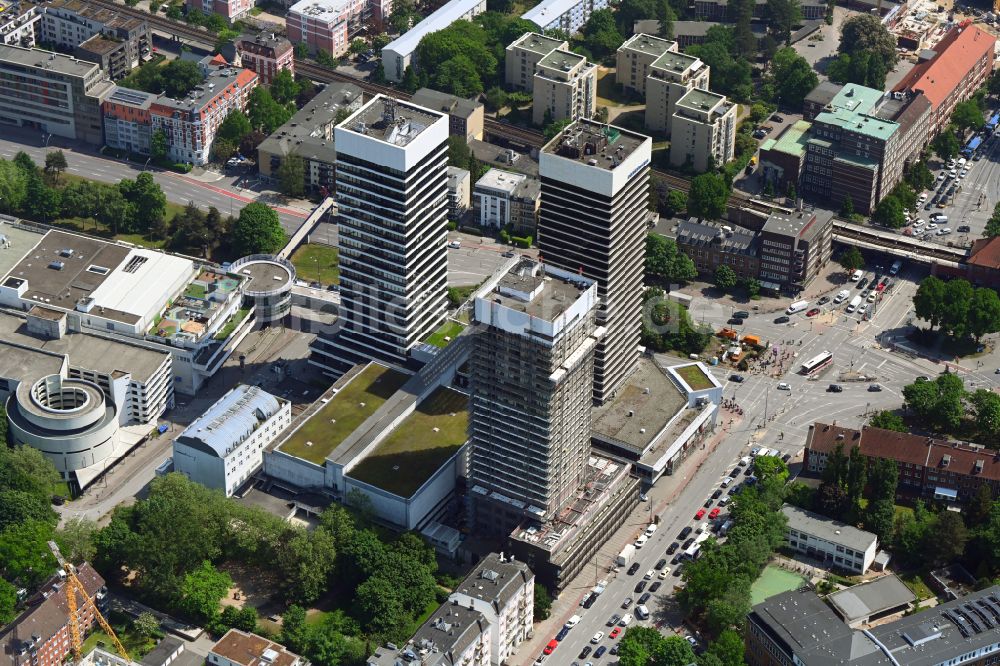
[813,84,898,142]
[833,150,879,169]
[762,119,812,157]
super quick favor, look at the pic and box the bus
[800,351,833,375]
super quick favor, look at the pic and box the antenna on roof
[382,97,397,124]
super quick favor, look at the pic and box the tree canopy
[646,234,698,284]
[232,203,286,255]
[688,172,730,219]
[765,48,818,109]
[914,276,1000,341]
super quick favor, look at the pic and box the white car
[777,382,791,390]
[960,169,969,178]
[949,169,958,177]
[858,304,868,315]
[867,291,877,303]
[913,219,925,229]
[937,228,952,235]
[659,568,670,579]
[937,172,946,180]
[619,614,633,627]
[926,223,938,231]
[447,240,461,249]
[591,632,604,644]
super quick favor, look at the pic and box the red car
[806,308,821,317]
[709,508,721,519]
[544,639,559,655]
[694,509,706,520]
[610,627,621,639]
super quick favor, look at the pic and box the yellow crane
[47,541,132,664]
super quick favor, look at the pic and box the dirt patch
[219,561,283,617]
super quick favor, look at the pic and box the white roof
[287,0,353,22]
[88,248,193,325]
[475,168,526,194]
[782,504,877,552]
[176,385,283,458]
[382,0,484,58]
[522,0,582,28]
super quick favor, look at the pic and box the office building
[802,80,842,121]
[410,87,484,141]
[370,553,534,666]
[674,219,760,281]
[0,2,41,49]
[521,0,608,34]
[173,385,291,496]
[311,96,449,372]
[532,49,596,128]
[235,33,294,85]
[782,504,879,573]
[616,33,676,97]
[256,81,363,194]
[644,49,710,135]
[381,0,486,82]
[893,22,996,136]
[209,630,305,666]
[669,88,736,172]
[505,32,568,93]
[746,584,1000,666]
[187,0,255,23]
[538,119,651,403]
[805,422,1000,505]
[39,0,151,80]
[757,209,832,293]
[468,260,601,534]
[447,166,471,221]
[0,44,115,145]
[0,564,107,666]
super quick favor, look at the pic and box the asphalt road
[0,129,308,235]
[933,130,1000,244]
[447,231,536,286]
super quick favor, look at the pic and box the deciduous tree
[233,203,286,255]
[277,155,306,198]
[714,264,738,290]
[688,172,729,220]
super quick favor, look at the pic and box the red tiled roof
[893,23,996,110]
[235,69,259,88]
[210,53,228,66]
[968,236,1000,269]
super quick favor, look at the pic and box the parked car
[777,382,791,390]
[667,542,679,554]
[827,384,843,392]
[621,597,633,609]
[868,383,882,392]
[727,317,744,325]
[708,508,721,519]
[730,374,745,382]
[634,580,646,593]
[712,489,723,499]
[595,646,607,658]
[638,592,651,604]
[627,562,640,575]
[734,310,750,318]
[817,296,830,305]
[649,581,662,592]
[806,308,821,317]
[610,627,621,639]
[774,315,790,324]
[579,646,591,659]
[958,225,971,232]
[607,614,621,627]
[694,508,706,520]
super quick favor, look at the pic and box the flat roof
[544,119,646,171]
[340,95,442,146]
[383,0,484,57]
[176,385,285,458]
[782,504,877,552]
[277,363,409,465]
[476,168,526,194]
[287,0,353,22]
[651,49,701,73]
[0,222,44,279]
[347,387,468,497]
[368,603,487,666]
[805,80,843,107]
[813,84,899,142]
[827,575,916,624]
[591,358,686,452]
[256,81,361,165]
[157,65,257,113]
[0,340,65,385]
[410,87,481,118]
[620,33,676,57]
[761,120,813,158]
[522,0,585,27]
[0,44,102,78]
[234,258,294,293]
[538,48,586,70]
[491,260,591,323]
[77,34,122,57]
[762,210,818,239]
[676,88,728,113]
[509,31,565,56]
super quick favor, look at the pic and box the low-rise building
[758,208,832,293]
[802,80,842,121]
[256,81,363,194]
[694,0,825,20]
[209,630,306,666]
[669,88,736,172]
[531,49,596,126]
[39,0,151,80]
[474,169,527,229]
[826,575,915,627]
[644,49,710,135]
[670,20,766,48]
[674,218,760,280]
[369,605,490,666]
[381,0,486,82]
[521,0,608,34]
[782,504,878,574]
[410,87,484,141]
[616,33,676,97]
[505,32,568,93]
[447,166,471,221]
[173,384,291,497]
[187,0,255,23]
[235,33,294,85]
[0,2,41,49]
[759,119,812,194]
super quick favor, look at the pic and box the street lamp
[144,157,152,171]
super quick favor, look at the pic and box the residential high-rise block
[644,49,710,135]
[531,49,596,126]
[310,95,449,374]
[668,88,736,172]
[616,33,676,96]
[468,260,601,534]
[538,120,651,404]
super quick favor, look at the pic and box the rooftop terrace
[347,387,468,497]
[544,119,646,170]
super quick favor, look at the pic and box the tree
[44,150,68,182]
[714,264,738,290]
[446,135,471,168]
[646,234,698,283]
[903,372,965,432]
[864,498,896,543]
[966,483,994,528]
[355,574,408,640]
[239,130,267,158]
[867,458,898,503]
[0,490,55,533]
[24,174,61,223]
[871,195,905,229]
[768,0,803,43]
[484,86,508,112]
[766,48,817,108]
[837,246,864,273]
[543,117,572,139]
[969,288,1000,341]
[160,60,205,98]
[247,87,292,134]
[233,203,286,255]
[942,278,974,339]
[665,189,688,216]
[12,151,36,175]
[275,526,336,604]
[133,612,161,639]
[55,517,97,564]
[688,172,729,220]
[914,275,946,330]
[0,579,16,626]
[846,444,867,515]
[972,389,1000,440]
[122,172,167,235]
[151,129,168,162]
[986,202,1000,238]
[280,606,309,654]
[838,14,897,69]
[705,629,746,666]
[922,511,967,567]
[415,20,496,95]
[951,100,983,134]
[615,0,677,39]
[177,560,232,624]
[581,9,624,59]
[0,520,58,587]
[216,111,252,147]
[277,155,306,198]
[0,159,27,213]
[753,456,789,484]
[686,30,753,100]
[932,129,961,160]
[432,54,484,97]
[870,410,906,432]
[533,583,552,621]
[618,626,670,666]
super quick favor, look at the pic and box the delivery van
[846,295,863,313]
[786,300,809,315]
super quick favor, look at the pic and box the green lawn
[214,307,251,341]
[348,387,468,497]
[425,320,466,348]
[81,627,157,660]
[676,364,714,390]
[900,572,935,600]
[279,364,409,464]
[291,244,340,285]
[185,283,208,299]
[751,566,808,605]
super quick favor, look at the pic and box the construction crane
[46,541,132,664]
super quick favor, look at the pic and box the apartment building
[757,209,832,293]
[410,87,484,141]
[0,2,41,48]
[235,33,293,85]
[538,120,651,403]
[509,178,541,235]
[669,88,736,172]
[381,0,485,81]
[209,630,305,666]
[287,0,356,58]
[694,0,825,20]
[893,21,996,137]
[310,96,449,373]
[673,219,760,281]
[616,33,676,97]
[0,44,115,145]
[473,169,540,234]
[782,505,879,574]
[532,49,596,125]
[447,166,471,221]
[187,0,255,23]
[173,384,291,497]
[40,0,151,80]
[644,49,710,134]
[505,32,568,93]
[521,0,608,34]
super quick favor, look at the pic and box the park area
[290,243,339,286]
[751,566,809,605]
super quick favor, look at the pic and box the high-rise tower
[309,95,449,374]
[538,119,652,404]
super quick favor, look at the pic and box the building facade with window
[235,34,294,85]
[40,0,151,80]
[187,0,256,23]
[644,49,710,135]
[782,505,878,574]
[531,49,596,126]
[669,88,736,172]
[505,32,568,93]
[757,209,832,293]
[616,33,676,96]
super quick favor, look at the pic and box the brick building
[235,33,293,85]
[674,219,760,281]
[187,0,255,23]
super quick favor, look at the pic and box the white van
[846,295,862,313]
[619,614,633,627]
[850,269,864,281]
[635,605,650,620]
[833,289,850,304]
[931,214,948,223]
[786,300,809,315]
[565,615,581,629]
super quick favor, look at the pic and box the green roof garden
[348,387,469,498]
[424,320,466,348]
[762,120,813,158]
[814,84,899,142]
[279,364,409,465]
[675,363,715,391]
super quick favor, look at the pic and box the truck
[846,295,863,313]
[616,544,636,567]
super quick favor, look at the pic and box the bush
[511,235,532,248]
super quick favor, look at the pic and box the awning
[934,486,958,499]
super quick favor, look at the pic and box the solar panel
[943,610,971,638]
[958,607,982,633]
[969,603,994,628]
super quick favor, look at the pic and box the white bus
[800,351,834,375]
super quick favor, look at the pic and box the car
[704,498,713,508]
[719,496,730,506]
[772,114,784,122]
[958,225,971,233]
[650,581,662,592]
[501,250,516,257]
[557,627,569,641]
[730,467,741,477]
[727,317,744,325]
[621,597,633,609]
[678,526,692,539]
[673,566,684,577]
[857,278,869,290]
[695,508,706,519]
[448,240,461,248]
[730,374,745,382]
[817,296,830,305]
[858,304,868,315]
[670,554,681,565]
[644,568,655,580]
[782,452,792,462]
[579,647,592,659]
[627,562,641,575]
[777,382,791,390]
[868,383,882,392]
[860,290,870,300]
[712,489,723,499]
[607,614,621,627]
[925,201,934,210]
[610,627,621,639]
[917,375,930,381]
[774,315,790,324]
[682,537,695,549]
[619,614,633,627]
[753,129,767,139]
[594,646,607,658]
[583,594,597,608]
[734,310,750,319]
[686,636,699,648]
[937,227,951,235]
[634,579,647,593]
[655,558,667,570]
[610,644,620,655]
[828,384,843,392]
[709,507,721,519]
[638,592,651,604]
[806,308,821,317]
[591,632,604,644]
[867,292,877,303]
[544,639,558,655]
